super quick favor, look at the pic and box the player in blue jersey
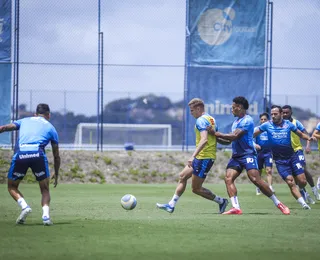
[312,122,320,189]
[254,113,274,195]
[207,97,290,215]
[282,105,320,202]
[0,104,60,225]
[156,98,230,214]
[254,105,315,210]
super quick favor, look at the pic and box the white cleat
[42,216,53,226]
[306,194,316,205]
[302,204,311,210]
[256,188,261,195]
[315,192,320,201]
[16,206,32,224]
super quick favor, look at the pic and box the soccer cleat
[156,203,174,213]
[16,206,32,224]
[42,216,53,226]
[222,207,242,215]
[302,204,311,210]
[306,194,315,205]
[314,191,320,201]
[256,187,261,195]
[277,202,290,215]
[219,198,229,214]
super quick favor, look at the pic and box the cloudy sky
[16,0,320,116]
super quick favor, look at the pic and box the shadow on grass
[15,222,72,226]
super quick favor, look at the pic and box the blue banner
[186,0,266,146]
[189,0,266,66]
[0,0,11,144]
[0,0,11,62]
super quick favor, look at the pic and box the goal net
[74,123,172,148]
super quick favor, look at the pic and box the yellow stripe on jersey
[291,119,303,152]
[195,114,217,159]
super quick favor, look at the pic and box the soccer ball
[120,194,137,210]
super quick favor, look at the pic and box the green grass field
[0,183,319,260]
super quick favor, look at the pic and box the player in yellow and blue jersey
[156,98,229,214]
[209,97,290,215]
[0,104,60,225]
[282,105,320,202]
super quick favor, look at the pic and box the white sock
[297,197,306,206]
[168,194,179,207]
[17,198,28,210]
[213,195,223,204]
[42,205,50,218]
[311,186,318,196]
[269,194,280,206]
[230,196,240,209]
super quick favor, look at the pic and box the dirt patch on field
[0,149,319,184]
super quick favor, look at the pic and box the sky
[16,0,320,116]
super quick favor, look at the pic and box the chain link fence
[14,0,320,148]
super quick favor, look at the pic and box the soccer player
[254,105,315,210]
[156,98,229,214]
[0,104,60,225]
[207,97,289,215]
[282,105,320,202]
[254,112,274,195]
[312,122,320,189]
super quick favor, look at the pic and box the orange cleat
[277,202,290,215]
[222,207,243,215]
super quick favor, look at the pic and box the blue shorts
[295,150,306,167]
[8,151,50,181]
[274,153,304,180]
[257,151,273,170]
[227,155,259,173]
[192,158,214,179]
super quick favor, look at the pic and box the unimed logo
[205,101,258,115]
[197,7,257,46]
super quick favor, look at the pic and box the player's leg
[285,175,310,209]
[32,154,53,225]
[265,153,274,192]
[156,165,193,213]
[304,165,320,200]
[255,154,263,195]
[7,156,32,224]
[191,159,228,213]
[248,159,290,214]
[222,158,242,215]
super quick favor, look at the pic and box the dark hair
[233,96,249,110]
[36,103,50,115]
[271,105,282,113]
[259,112,270,120]
[282,105,292,111]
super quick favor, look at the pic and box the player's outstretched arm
[312,129,320,140]
[0,123,17,133]
[295,129,315,142]
[51,142,61,188]
[216,137,231,145]
[215,128,245,141]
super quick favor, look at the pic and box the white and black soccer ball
[120,194,137,210]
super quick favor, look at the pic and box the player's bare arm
[51,142,61,188]
[302,129,312,153]
[312,129,320,140]
[188,130,208,168]
[253,128,263,138]
[295,129,315,142]
[216,137,231,145]
[0,123,17,133]
[214,128,246,141]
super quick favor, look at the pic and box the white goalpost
[74,123,172,148]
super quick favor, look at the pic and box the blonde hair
[188,98,204,108]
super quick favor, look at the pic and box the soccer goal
[74,123,172,148]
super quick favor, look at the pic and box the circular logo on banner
[197,8,236,46]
